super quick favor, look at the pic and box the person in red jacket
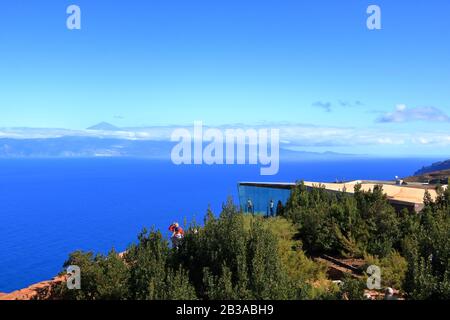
[169,222,184,248]
[168,222,178,233]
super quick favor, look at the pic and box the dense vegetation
[282,182,450,299]
[55,199,342,300]
[55,183,449,300]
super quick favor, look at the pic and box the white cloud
[411,134,450,145]
[377,105,450,123]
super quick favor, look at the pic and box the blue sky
[0,0,450,156]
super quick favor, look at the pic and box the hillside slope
[415,159,450,176]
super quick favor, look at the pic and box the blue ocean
[0,158,440,292]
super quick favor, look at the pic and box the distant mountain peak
[87,122,120,131]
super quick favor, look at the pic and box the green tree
[403,188,450,299]
[125,228,196,300]
[56,249,129,300]
[339,275,365,300]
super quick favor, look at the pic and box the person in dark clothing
[276,200,284,216]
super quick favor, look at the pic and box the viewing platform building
[237,180,445,215]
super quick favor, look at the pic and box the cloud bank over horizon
[1,122,450,156]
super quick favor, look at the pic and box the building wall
[238,182,424,215]
[238,184,292,215]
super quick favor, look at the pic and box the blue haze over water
[0,158,441,292]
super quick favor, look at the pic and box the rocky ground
[0,276,65,300]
